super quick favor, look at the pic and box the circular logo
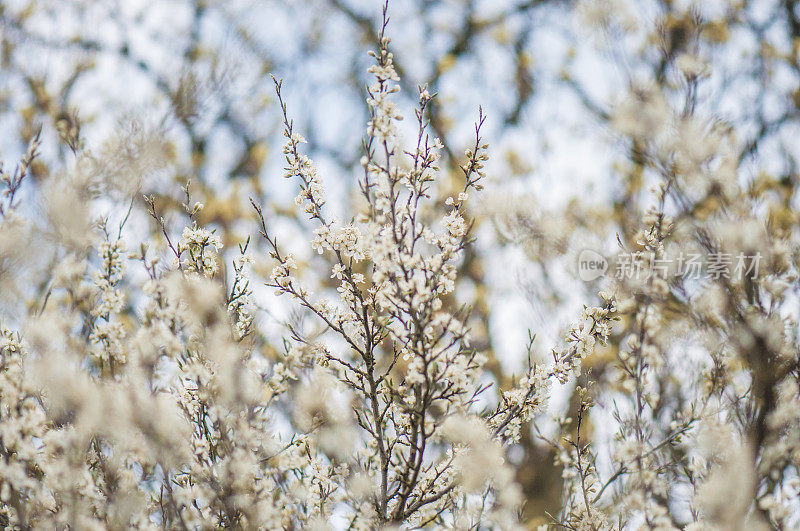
[578,249,608,282]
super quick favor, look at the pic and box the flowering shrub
[0,5,578,528]
[2,0,800,529]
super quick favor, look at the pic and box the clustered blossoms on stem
[227,238,255,341]
[89,225,128,370]
[490,299,615,446]
[246,5,605,527]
